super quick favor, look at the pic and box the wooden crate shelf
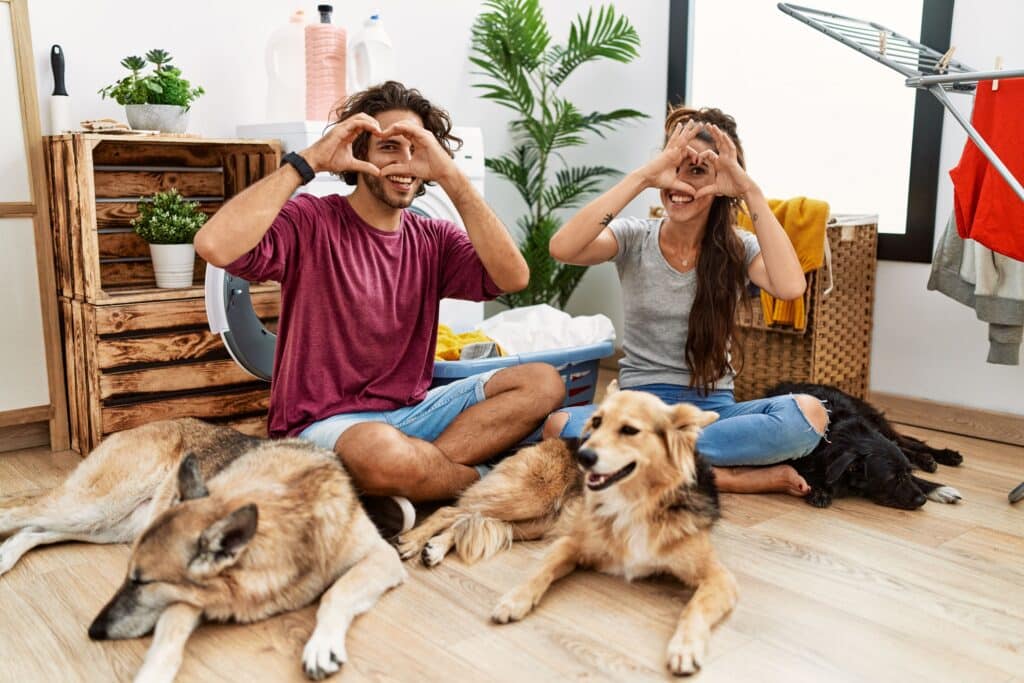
[43,135,282,453]
[60,289,280,453]
[43,134,279,303]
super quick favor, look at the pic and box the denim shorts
[299,369,499,451]
[555,383,825,467]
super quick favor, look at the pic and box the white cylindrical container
[149,243,196,288]
[349,13,396,92]
[265,10,307,122]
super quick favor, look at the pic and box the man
[196,82,565,537]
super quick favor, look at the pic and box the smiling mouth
[667,191,694,205]
[585,461,637,491]
[386,174,415,191]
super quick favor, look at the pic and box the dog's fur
[0,418,405,682]
[399,387,737,676]
[766,383,964,509]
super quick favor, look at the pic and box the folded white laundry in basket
[478,304,615,355]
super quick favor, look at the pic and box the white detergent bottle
[265,10,307,122]
[349,12,397,92]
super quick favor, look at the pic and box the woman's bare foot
[713,464,810,497]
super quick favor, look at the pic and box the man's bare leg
[434,363,565,466]
[335,363,565,501]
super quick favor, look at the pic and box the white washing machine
[206,123,486,380]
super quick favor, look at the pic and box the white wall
[25,0,1023,415]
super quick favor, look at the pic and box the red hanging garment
[949,79,1024,262]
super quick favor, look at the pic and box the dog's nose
[575,448,598,469]
[88,618,108,641]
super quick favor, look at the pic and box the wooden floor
[1,423,1022,681]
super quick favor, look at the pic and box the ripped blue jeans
[556,383,825,467]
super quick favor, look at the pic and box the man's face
[359,109,425,209]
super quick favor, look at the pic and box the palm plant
[471,0,646,308]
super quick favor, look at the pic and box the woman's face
[660,135,717,223]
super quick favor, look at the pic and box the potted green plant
[132,189,207,288]
[471,0,646,308]
[99,49,205,133]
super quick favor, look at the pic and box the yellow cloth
[434,324,503,361]
[737,197,829,330]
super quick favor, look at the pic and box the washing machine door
[408,186,463,227]
[204,265,276,381]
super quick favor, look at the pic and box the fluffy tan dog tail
[452,512,514,565]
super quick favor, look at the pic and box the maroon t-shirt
[225,193,502,438]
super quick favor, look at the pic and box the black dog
[765,383,964,510]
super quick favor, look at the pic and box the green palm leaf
[543,166,620,212]
[578,108,647,137]
[550,5,641,86]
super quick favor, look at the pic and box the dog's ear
[664,428,699,483]
[178,454,208,501]
[606,379,620,395]
[191,504,258,576]
[825,450,860,485]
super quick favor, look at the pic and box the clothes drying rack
[778,3,1024,204]
[778,4,1024,504]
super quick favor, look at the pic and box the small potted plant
[99,49,205,133]
[132,189,207,288]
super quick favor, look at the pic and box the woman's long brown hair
[664,105,749,394]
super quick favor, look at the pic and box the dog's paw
[395,536,422,562]
[910,454,939,473]
[926,485,962,504]
[0,538,20,577]
[302,625,347,681]
[421,540,447,568]
[934,449,964,467]
[806,488,832,508]
[666,633,708,676]
[491,589,535,624]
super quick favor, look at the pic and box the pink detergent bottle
[305,4,347,121]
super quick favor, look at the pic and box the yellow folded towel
[435,324,503,361]
[737,197,829,330]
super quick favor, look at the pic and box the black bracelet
[280,151,316,185]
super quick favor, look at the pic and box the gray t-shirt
[610,216,761,390]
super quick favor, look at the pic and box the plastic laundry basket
[431,341,615,408]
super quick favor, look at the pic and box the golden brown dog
[398,387,738,676]
[1,419,404,682]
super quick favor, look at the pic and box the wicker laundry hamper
[733,216,878,401]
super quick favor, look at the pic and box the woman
[544,106,826,496]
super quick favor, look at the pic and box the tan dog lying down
[398,387,738,676]
[0,419,404,682]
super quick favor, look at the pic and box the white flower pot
[125,104,190,133]
[149,243,195,288]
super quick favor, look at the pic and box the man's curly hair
[329,81,462,197]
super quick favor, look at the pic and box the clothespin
[878,31,887,56]
[993,55,1003,92]
[937,46,956,73]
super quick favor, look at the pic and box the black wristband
[280,151,316,185]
